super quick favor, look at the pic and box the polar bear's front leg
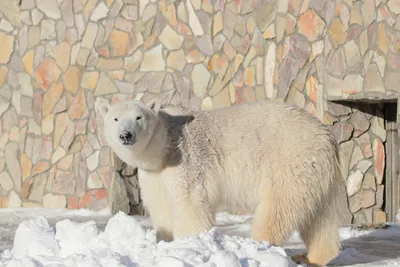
[171,184,215,239]
[138,175,174,242]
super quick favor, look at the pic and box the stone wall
[329,101,387,224]
[0,0,399,223]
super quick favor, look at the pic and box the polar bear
[95,98,348,266]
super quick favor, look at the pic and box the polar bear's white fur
[95,98,348,266]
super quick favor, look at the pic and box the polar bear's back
[161,100,340,213]
[181,100,336,165]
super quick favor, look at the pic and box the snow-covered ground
[0,208,399,267]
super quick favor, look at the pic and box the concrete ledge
[327,92,399,104]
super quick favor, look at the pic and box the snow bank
[11,216,60,260]
[0,212,299,267]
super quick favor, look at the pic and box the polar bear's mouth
[121,140,135,146]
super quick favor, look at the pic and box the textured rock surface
[0,0,398,223]
[330,102,392,223]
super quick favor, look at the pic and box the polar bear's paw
[291,253,323,267]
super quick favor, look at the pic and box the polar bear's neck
[128,110,192,173]
[134,119,169,172]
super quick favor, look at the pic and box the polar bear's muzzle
[119,130,136,146]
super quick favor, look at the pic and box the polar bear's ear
[95,98,111,119]
[147,99,161,113]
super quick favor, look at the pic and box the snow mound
[0,211,299,267]
[11,216,60,260]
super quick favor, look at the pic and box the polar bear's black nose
[119,131,133,142]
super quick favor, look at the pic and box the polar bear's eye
[136,116,142,120]
[114,118,118,122]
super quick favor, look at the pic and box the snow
[0,208,399,267]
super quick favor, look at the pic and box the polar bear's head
[95,98,161,155]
